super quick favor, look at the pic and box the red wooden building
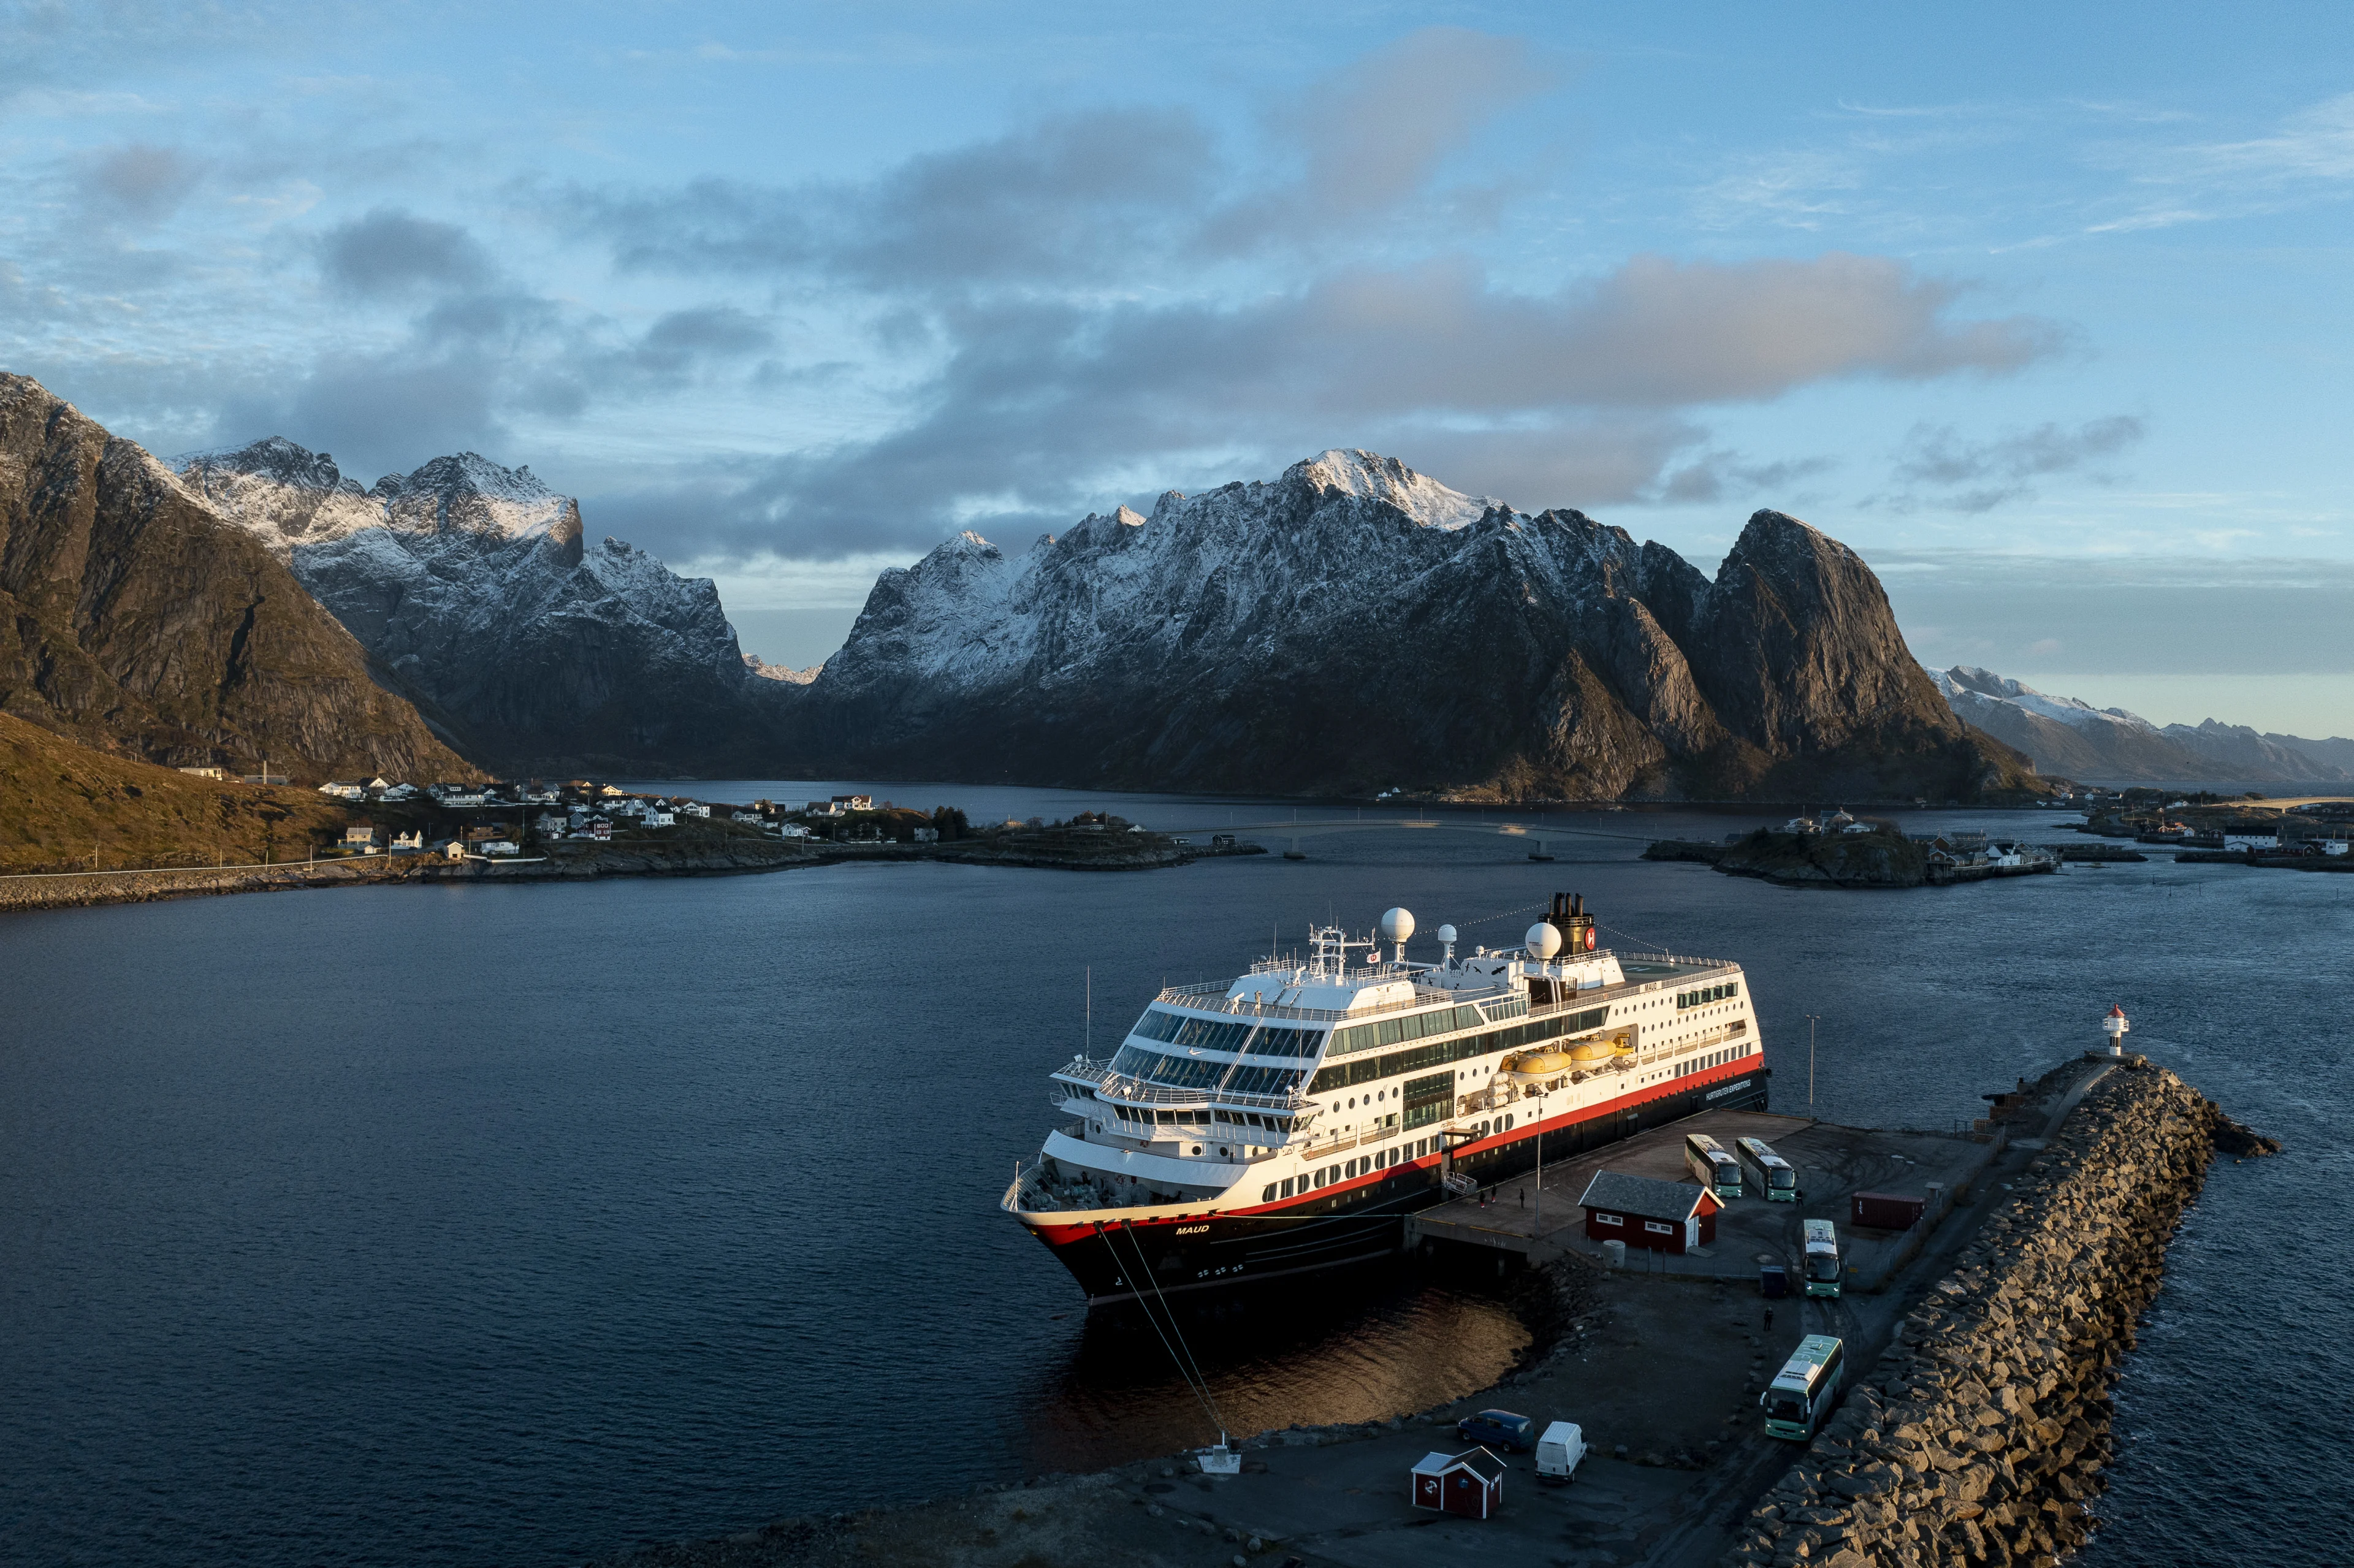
[1576,1170,1720,1254]
[1410,1447,1506,1518]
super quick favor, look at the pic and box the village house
[177,765,229,779]
[1577,1170,1721,1255]
[533,813,569,839]
[805,799,842,816]
[674,801,710,818]
[341,823,379,852]
[441,839,466,861]
[318,780,366,800]
[389,829,425,852]
[379,782,419,801]
[642,807,676,828]
[834,794,874,811]
[587,819,612,842]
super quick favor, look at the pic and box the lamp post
[1805,1014,1821,1115]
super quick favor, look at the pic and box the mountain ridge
[796,449,2030,801]
[1926,664,2353,785]
[0,374,478,782]
[181,436,793,776]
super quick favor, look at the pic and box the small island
[1645,813,2059,888]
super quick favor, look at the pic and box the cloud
[319,208,492,299]
[577,106,1218,294]
[82,143,205,219]
[1887,414,2143,511]
[620,249,2057,559]
[1203,28,1560,250]
[1656,450,1837,505]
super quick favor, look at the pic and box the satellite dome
[1379,907,1416,943]
[1435,924,1458,944]
[1525,922,1563,960]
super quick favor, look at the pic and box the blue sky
[6,2,2352,732]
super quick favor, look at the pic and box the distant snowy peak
[1287,448,1505,529]
[178,437,574,558]
[1927,666,2155,733]
[744,654,823,684]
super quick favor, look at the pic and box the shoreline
[582,1056,2270,1568]
[0,839,1262,916]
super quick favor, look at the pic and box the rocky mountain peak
[802,450,2028,801]
[1285,447,1505,528]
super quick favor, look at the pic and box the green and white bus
[1735,1135,1798,1201]
[1684,1132,1743,1200]
[1761,1334,1846,1441]
[1802,1219,1842,1298]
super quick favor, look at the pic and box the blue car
[1455,1409,1536,1452]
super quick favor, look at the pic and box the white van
[1536,1420,1586,1482]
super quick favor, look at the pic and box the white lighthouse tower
[2101,1004,2130,1057]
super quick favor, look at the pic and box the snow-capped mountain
[180,438,790,774]
[799,449,2023,800]
[0,376,474,780]
[1925,666,2353,785]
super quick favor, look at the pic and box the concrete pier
[1406,1109,2006,1293]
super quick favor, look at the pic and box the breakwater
[0,837,1243,915]
[1724,1060,2269,1568]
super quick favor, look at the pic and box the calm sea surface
[1,790,2342,1566]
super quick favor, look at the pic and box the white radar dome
[1436,924,1458,944]
[1525,922,1563,960]
[1379,907,1416,944]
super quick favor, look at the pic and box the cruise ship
[1003,894,1767,1304]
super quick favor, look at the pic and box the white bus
[1802,1218,1842,1298]
[1684,1132,1743,1200]
[1735,1135,1798,1201]
[1761,1334,1846,1441]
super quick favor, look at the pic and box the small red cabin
[1576,1170,1720,1255]
[1411,1447,1506,1518]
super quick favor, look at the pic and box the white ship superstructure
[1004,894,1767,1303]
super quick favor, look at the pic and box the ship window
[1225,1065,1307,1097]
[1281,1178,1295,1198]
[1262,1184,1277,1202]
[1247,1026,1325,1059]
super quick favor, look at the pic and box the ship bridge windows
[1675,982,1739,1010]
[1330,1005,1487,1057]
[1308,1007,1610,1094]
[1247,1025,1326,1057]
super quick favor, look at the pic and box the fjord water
[0,797,2341,1567]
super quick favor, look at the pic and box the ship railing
[1052,1057,1313,1114]
[1151,950,1741,1023]
[1149,978,1501,1023]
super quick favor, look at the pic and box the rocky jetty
[1645,828,1929,887]
[1723,1061,2264,1568]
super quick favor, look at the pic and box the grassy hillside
[0,712,357,873]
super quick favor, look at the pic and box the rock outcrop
[0,375,476,782]
[180,438,793,777]
[1724,1062,2260,1568]
[799,451,2031,802]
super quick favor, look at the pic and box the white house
[1783,816,1819,835]
[1840,821,1875,835]
[380,783,419,801]
[390,829,425,851]
[534,813,569,839]
[2223,833,2279,852]
[676,801,710,818]
[318,781,366,800]
[777,823,812,839]
[643,809,676,828]
[476,839,519,856]
[442,791,489,809]
[806,799,842,816]
[441,839,467,861]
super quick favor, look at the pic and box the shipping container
[1851,1190,1925,1231]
